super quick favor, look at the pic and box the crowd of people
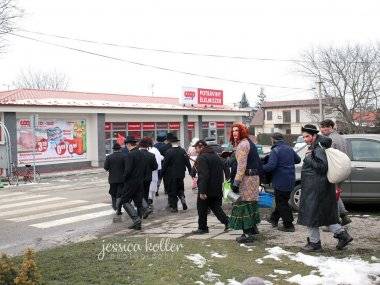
[104,119,353,251]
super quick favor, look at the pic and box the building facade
[251,99,337,135]
[0,89,249,174]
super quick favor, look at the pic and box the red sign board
[143,122,155,130]
[104,122,111,131]
[112,122,127,130]
[217,122,225,128]
[128,122,142,131]
[188,122,195,129]
[169,122,180,130]
[198,88,223,105]
[156,122,168,129]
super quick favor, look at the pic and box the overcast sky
[0,0,379,104]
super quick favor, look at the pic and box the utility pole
[317,76,324,121]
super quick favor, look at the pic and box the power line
[9,32,312,91]
[18,29,305,63]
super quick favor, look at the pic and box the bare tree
[13,69,70,90]
[298,44,380,133]
[0,0,21,51]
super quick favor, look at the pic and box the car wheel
[289,184,301,211]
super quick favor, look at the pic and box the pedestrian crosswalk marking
[0,192,25,198]
[30,209,115,229]
[0,195,48,204]
[7,203,110,222]
[0,197,66,210]
[0,200,86,218]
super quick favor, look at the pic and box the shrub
[14,249,42,285]
[0,253,18,285]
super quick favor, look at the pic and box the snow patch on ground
[194,281,205,285]
[185,254,207,268]
[201,269,221,282]
[240,244,255,249]
[256,258,264,264]
[274,269,292,275]
[371,256,379,262]
[226,279,242,285]
[263,246,292,261]
[262,247,380,285]
[211,252,227,258]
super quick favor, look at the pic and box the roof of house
[262,99,321,108]
[0,89,240,111]
[251,109,264,126]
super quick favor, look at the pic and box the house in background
[251,99,338,135]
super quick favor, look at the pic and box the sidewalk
[39,167,104,179]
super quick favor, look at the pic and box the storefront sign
[104,122,112,131]
[187,122,195,129]
[217,122,225,128]
[180,87,197,105]
[169,122,180,130]
[198,88,223,105]
[156,122,168,129]
[112,122,127,130]
[142,122,155,130]
[128,122,141,131]
[202,122,209,128]
[17,118,87,164]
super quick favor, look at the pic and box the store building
[0,89,249,173]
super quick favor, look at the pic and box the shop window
[128,131,141,140]
[217,129,225,144]
[296,110,300,123]
[105,132,111,140]
[142,130,155,139]
[157,129,168,138]
[202,129,208,139]
[113,131,126,138]
[283,110,291,123]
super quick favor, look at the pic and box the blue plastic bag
[258,191,273,208]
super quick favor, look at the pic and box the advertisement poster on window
[17,118,87,163]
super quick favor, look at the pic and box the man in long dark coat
[192,140,229,234]
[298,124,353,251]
[104,142,125,212]
[162,135,192,212]
[118,136,148,230]
[139,137,158,219]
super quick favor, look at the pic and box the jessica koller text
[98,238,184,261]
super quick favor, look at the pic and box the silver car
[287,134,380,210]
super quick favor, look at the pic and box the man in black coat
[161,135,191,212]
[192,140,229,234]
[118,136,148,230]
[139,137,158,219]
[154,135,166,196]
[104,142,125,212]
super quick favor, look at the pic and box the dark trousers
[167,178,185,209]
[109,183,124,198]
[143,180,151,202]
[197,195,229,230]
[121,181,144,217]
[270,189,294,227]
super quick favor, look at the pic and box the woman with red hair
[228,123,263,244]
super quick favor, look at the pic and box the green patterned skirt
[229,201,260,230]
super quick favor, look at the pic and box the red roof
[0,89,238,111]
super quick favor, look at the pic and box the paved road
[0,173,197,255]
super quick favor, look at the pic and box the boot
[267,217,278,228]
[278,224,295,232]
[180,196,188,210]
[252,225,260,235]
[236,234,255,244]
[302,238,322,252]
[112,213,122,223]
[147,198,153,206]
[111,197,117,211]
[334,230,353,250]
[123,203,142,230]
[340,214,352,226]
[142,199,153,219]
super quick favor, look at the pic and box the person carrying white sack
[148,137,164,210]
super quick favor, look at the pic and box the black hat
[301,124,319,135]
[193,139,207,148]
[125,135,138,144]
[157,135,166,142]
[167,135,180,143]
[165,133,175,141]
[271,132,284,141]
[112,142,121,150]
